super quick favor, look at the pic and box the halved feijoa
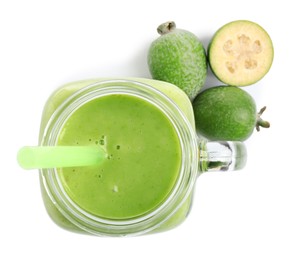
[208,20,274,86]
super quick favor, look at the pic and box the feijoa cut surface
[208,20,274,86]
[193,86,257,141]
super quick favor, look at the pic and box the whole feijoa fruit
[148,21,207,100]
[208,20,274,86]
[193,86,270,141]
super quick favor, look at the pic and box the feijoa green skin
[193,86,269,141]
[148,21,207,100]
[208,20,274,86]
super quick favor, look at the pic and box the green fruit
[193,86,270,141]
[208,20,274,86]
[148,21,207,100]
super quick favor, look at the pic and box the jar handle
[198,140,247,173]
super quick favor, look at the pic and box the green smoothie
[57,94,182,219]
[39,78,196,234]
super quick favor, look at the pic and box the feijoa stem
[256,106,270,131]
[157,21,176,35]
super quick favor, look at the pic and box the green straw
[17,146,106,170]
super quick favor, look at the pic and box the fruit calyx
[157,21,176,35]
[256,106,270,131]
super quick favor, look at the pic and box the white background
[1,0,298,259]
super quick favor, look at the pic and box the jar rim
[40,79,198,236]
